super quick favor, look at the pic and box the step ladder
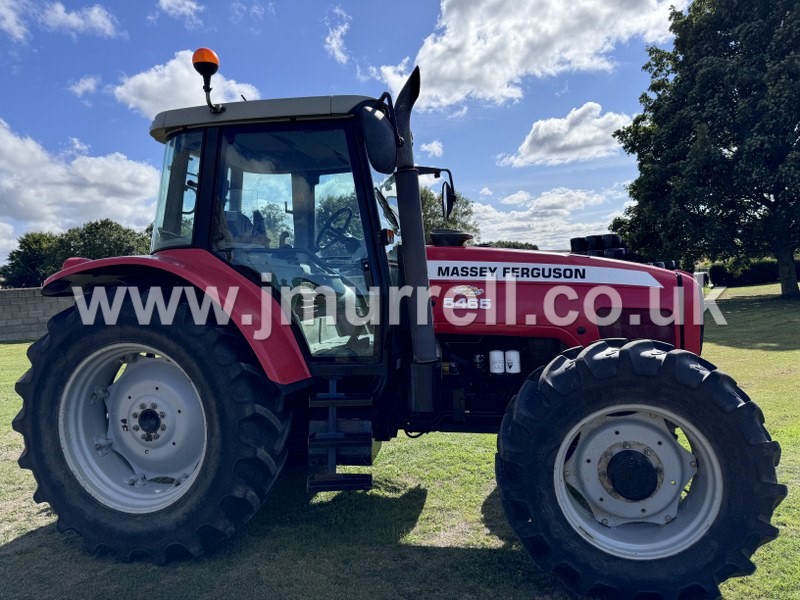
[306,379,375,493]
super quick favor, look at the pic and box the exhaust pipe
[392,67,438,412]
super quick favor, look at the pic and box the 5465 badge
[442,285,492,310]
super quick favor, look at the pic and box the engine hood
[426,246,672,288]
[424,245,702,353]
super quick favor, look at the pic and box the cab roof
[149,95,377,143]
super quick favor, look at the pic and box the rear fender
[42,249,311,386]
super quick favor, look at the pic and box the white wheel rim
[58,343,207,514]
[553,403,723,560]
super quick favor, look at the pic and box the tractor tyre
[13,289,290,562]
[496,339,786,599]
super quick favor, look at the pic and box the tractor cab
[151,119,387,360]
[147,48,438,418]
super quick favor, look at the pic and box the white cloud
[479,187,493,197]
[113,50,260,119]
[153,0,204,29]
[375,0,684,109]
[68,75,101,97]
[230,1,274,25]
[0,0,30,41]
[324,6,351,65]
[41,2,122,38]
[420,140,443,158]
[66,137,90,156]
[0,119,159,263]
[475,185,626,248]
[0,221,17,263]
[499,102,631,166]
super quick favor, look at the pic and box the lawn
[0,284,797,600]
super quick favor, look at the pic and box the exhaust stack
[392,67,438,412]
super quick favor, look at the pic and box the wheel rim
[58,343,207,514]
[554,403,723,560]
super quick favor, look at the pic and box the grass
[0,284,797,599]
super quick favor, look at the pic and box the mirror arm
[374,92,404,149]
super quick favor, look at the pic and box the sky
[0,0,689,263]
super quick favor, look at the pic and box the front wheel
[496,339,786,599]
[13,294,290,562]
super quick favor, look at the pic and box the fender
[42,249,311,386]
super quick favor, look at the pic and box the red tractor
[13,49,786,599]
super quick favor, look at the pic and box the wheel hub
[607,450,658,501]
[137,409,162,434]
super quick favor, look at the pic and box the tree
[0,220,150,288]
[0,232,63,288]
[613,0,800,297]
[58,219,150,260]
[486,240,539,250]
[420,187,480,243]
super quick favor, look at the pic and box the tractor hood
[425,245,702,353]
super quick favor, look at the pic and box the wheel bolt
[159,411,166,418]
[622,441,631,449]
[150,403,158,409]
[153,433,160,440]
[690,460,697,468]
[665,515,673,523]
[132,412,139,419]
[140,433,147,440]
[655,467,663,474]
[603,451,612,458]
[133,425,140,431]
[601,519,609,526]
[644,448,653,456]
[599,471,607,478]
[139,403,146,410]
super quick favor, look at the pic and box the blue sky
[0,0,686,262]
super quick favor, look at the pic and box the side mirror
[442,181,456,220]
[361,105,398,174]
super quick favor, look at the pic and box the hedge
[707,258,800,287]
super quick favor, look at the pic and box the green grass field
[0,284,797,599]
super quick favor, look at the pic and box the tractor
[13,49,786,599]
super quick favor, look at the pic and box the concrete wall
[0,288,74,342]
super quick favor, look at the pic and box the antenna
[192,48,225,114]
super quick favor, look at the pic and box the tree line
[0,220,150,288]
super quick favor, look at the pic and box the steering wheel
[314,207,357,252]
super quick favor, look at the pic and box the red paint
[43,249,311,385]
[426,246,702,355]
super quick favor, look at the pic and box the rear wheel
[13,291,290,562]
[496,339,786,599]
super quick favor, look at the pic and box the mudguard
[42,249,311,386]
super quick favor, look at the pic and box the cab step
[306,379,375,493]
[307,473,373,493]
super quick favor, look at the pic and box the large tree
[614,0,800,297]
[1,219,150,288]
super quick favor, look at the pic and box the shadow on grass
[705,294,800,351]
[0,468,572,600]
